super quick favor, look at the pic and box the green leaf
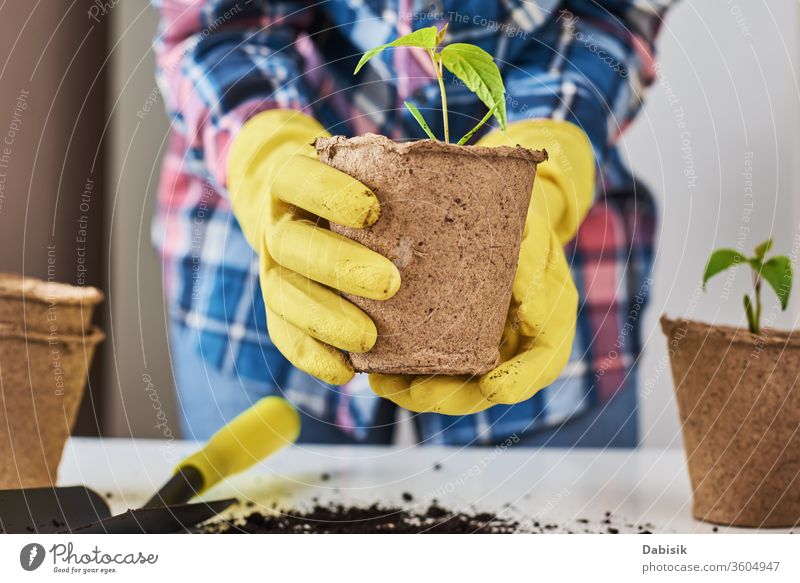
[403,101,437,140]
[457,105,497,145]
[354,27,439,74]
[754,238,773,260]
[744,294,758,334]
[702,249,745,289]
[435,23,448,46]
[759,255,793,310]
[440,43,507,130]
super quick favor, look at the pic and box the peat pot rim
[660,315,800,350]
[0,323,105,346]
[0,272,104,306]
[314,133,548,164]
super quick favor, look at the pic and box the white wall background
[106,1,800,446]
[624,1,800,446]
[106,2,176,438]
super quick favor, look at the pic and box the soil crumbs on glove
[207,503,520,534]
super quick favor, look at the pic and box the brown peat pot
[661,316,800,528]
[316,134,546,376]
[0,274,104,489]
[0,272,103,335]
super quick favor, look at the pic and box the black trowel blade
[0,486,111,533]
[65,498,236,534]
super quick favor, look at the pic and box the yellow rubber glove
[370,120,594,415]
[227,110,401,385]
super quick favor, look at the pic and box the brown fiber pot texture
[661,316,800,528]
[0,272,103,335]
[0,274,104,489]
[316,134,546,375]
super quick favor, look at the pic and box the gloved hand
[227,110,401,385]
[370,120,594,415]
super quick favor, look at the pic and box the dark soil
[201,502,669,535]
[208,503,520,534]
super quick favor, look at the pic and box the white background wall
[106,2,176,438]
[624,1,800,446]
[106,1,800,446]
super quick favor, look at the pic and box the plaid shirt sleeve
[152,0,315,188]
[503,1,672,166]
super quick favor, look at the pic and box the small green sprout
[354,24,507,144]
[702,239,793,334]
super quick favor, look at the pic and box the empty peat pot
[316,134,546,376]
[0,274,104,489]
[0,272,103,335]
[661,316,800,528]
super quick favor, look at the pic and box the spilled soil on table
[209,503,519,534]
[204,503,658,535]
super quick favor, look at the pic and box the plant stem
[748,266,763,334]
[438,73,449,143]
[430,50,449,143]
[754,275,762,334]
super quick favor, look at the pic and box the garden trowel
[0,396,300,533]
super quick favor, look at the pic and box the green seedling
[702,239,793,334]
[354,24,506,144]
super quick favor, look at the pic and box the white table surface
[58,438,792,533]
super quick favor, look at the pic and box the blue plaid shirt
[152,0,671,444]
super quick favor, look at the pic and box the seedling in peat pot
[325,26,546,375]
[354,25,506,144]
[702,239,794,334]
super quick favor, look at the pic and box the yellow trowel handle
[145,396,300,507]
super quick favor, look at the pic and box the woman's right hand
[227,110,400,384]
